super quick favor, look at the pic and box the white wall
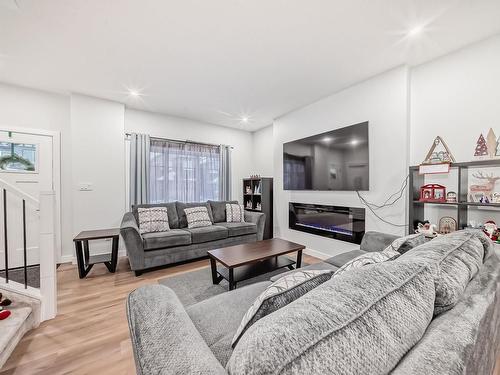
[0,83,73,260]
[273,67,410,258]
[125,109,253,203]
[70,94,126,253]
[251,125,274,177]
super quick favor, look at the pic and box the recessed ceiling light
[241,116,249,123]
[128,89,141,97]
[322,136,332,142]
[350,139,359,146]
[407,25,424,37]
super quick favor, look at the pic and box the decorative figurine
[420,184,447,202]
[416,222,438,238]
[446,191,457,203]
[439,217,457,234]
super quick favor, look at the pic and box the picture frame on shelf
[419,183,447,203]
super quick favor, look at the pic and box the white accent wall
[251,125,274,178]
[272,67,410,258]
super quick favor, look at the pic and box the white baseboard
[58,250,127,265]
[303,248,330,260]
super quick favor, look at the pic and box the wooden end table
[207,238,305,290]
[73,228,120,279]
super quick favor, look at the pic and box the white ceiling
[1,0,500,131]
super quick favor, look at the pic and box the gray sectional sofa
[127,230,500,374]
[120,200,266,275]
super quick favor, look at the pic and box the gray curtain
[149,139,221,203]
[219,145,231,200]
[129,133,150,208]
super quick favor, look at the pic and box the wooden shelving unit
[243,177,273,239]
[409,160,500,231]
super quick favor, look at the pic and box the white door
[0,131,53,269]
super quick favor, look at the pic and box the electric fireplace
[289,202,365,244]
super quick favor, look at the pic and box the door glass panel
[0,142,37,172]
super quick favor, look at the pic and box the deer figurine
[469,171,500,201]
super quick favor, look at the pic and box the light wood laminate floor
[1,254,498,374]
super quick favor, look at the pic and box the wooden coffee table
[207,238,305,290]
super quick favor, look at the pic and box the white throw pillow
[137,207,170,234]
[232,269,334,348]
[333,250,399,278]
[184,206,212,228]
[226,203,245,223]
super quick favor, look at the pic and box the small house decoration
[486,128,497,158]
[439,217,457,234]
[474,134,488,157]
[420,183,446,202]
[446,191,457,203]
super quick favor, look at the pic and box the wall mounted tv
[283,122,369,191]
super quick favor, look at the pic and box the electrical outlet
[79,183,93,191]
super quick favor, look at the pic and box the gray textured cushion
[227,261,436,375]
[142,229,191,251]
[185,206,213,229]
[216,222,257,237]
[176,201,214,228]
[360,231,400,252]
[187,281,271,366]
[232,269,334,348]
[226,203,245,223]
[333,250,399,278]
[133,202,179,229]
[185,225,228,244]
[209,200,238,223]
[269,262,338,282]
[387,233,426,254]
[325,249,367,267]
[399,229,492,315]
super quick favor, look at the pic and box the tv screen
[283,122,369,191]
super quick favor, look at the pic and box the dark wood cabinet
[243,177,273,239]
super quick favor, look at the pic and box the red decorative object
[474,134,488,157]
[419,184,446,202]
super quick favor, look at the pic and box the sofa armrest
[359,231,400,252]
[120,212,145,270]
[127,285,227,375]
[245,211,266,240]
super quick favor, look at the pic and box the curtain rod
[124,133,233,149]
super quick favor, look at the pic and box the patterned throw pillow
[137,207,170,234]
[385,233,426,254]
[184,206,212,229]
[333,250,399,278]
[231,269,333,348]
[226,203,245,223]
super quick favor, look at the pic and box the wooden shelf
[243,177,273,239]
[410,159,500,171]
[413,200,500,208]
[412,200,459,206]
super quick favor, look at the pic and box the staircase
[0,178,57,369]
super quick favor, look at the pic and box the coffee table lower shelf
[214,256,296,290]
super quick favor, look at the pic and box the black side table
[73,228,120,279]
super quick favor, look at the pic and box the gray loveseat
[127,230,500,374]
[120,200,265,275]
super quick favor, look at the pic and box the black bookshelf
[243,177,273,239]
[409,160,500,231]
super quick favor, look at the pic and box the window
[0,142,37,172]
[149,139,220,203]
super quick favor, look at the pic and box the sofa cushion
[186,281,271,366]
[360,231,400,252]
[137,207,170,234]
[185,225,228,244]
[142,229,191,251]
[184,206,213,229]
[216,222,257,237]
[399,229,493,315]
[333,250,399,278]
[227,261,436,375]
[208,200,238,223]
[325,249,367,267]
[269,262,338,282]
[232,269,334,348]
[176,202,214,228]
[133,202,179,229]
[385,233,426,254]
